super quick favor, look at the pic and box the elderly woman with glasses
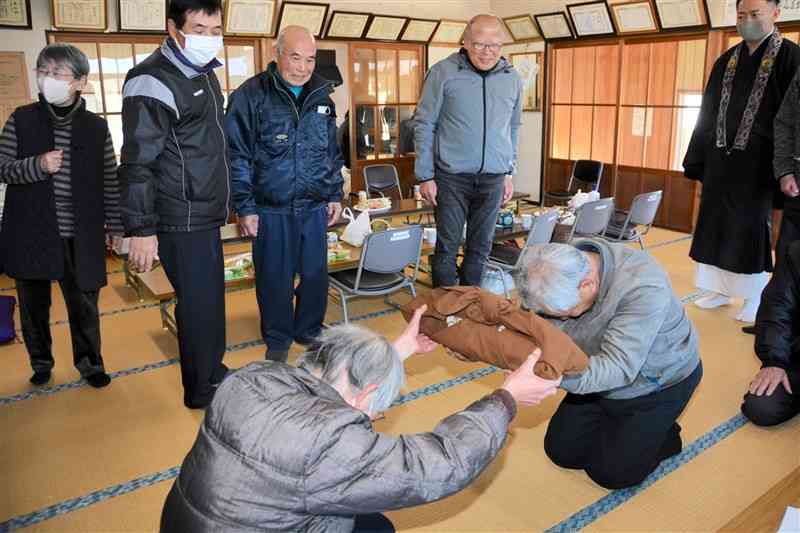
[160,306,560,533]
[0,43,123,388]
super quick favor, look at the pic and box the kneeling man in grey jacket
[160,306,561,532]
[513,238,702,490]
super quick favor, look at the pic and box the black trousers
[158,229,227,407]
[352,514,395,533]
[741,367,800,426]
[16,238,105,377]
[776,207,800,269]
[544,362,703,490]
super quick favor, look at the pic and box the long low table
[135,240,435,336]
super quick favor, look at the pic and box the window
[350,43,423,162]
[549,36,706,172]
[49,33,261,155]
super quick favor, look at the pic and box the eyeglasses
[470,42,502,52]
[35,68,74,80]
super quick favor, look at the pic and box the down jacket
[754,240,800,371]
[160,361,516,532]
[225,63,344,215]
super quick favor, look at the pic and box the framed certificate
[0,0,32,29]
[431,19,467,44]
[324,10,369,39]
[365,15,407,41]
[534,12,574,41]
[52,0,107,30]
[118,0,166,32]
[511,52,543,111]
[400,18,439,42]
[502,14,541,42]
[224,0,277,36]
[276,1,329,38]
[609,0,659,35]
[653,0,708,30]
[0,52,29,100]
[567,1,616,37]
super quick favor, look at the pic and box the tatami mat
[2,229,798,532]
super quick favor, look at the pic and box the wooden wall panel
[570,106,593,160]
[618,107,644,167]
[648,41,678,106]
[644,108,674,170]
[598,165,614,200]
[572,47,595,104]
[621,43,649,106]
[615,168,640,214]
[676,39,707,95]
[551,106,572,160]
[592,106,617,163]
[667,174,697,232]
[553,48,574,104]
[594,45,620,105]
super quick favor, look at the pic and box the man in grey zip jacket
[414,14,522,288]
[513,239,703,490]
[119,0,230,409]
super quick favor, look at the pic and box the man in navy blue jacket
[225,26,343,362]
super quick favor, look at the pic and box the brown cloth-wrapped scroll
[400,286,589,380]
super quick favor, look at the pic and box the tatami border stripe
[647,234,693,250]
[0,307,402,406]
[0,363,498,531]
[543,413,749,533]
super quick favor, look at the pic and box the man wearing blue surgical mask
[119,0,230,409]
[684,0,800,331]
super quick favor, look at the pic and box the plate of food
[355,197,392,214]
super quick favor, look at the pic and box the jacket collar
[38,94,85,123]
[573,238,614,307]
[161,38,223,79]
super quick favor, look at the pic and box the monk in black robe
[683,0,800,324]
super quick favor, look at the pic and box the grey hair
[463,14,504,41]
[275,25,315,56]
[512,243,591,314]
[36,43,90,79]
[298,324,404,413]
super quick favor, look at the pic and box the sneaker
[694,292,732,309]
[29,371,52,386]
[735,299,759,323]
[86,372,111,388]
[266,349,289,363]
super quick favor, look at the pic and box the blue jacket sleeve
[413,66,446,182]
[327,108,344,202]
[225,86,258,217]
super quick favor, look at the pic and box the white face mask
[38,76,73,106]
[179,31,223,67]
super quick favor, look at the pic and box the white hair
[275,25,315,56]
[513,243,591,314]
[298,324,404,413]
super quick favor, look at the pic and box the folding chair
[566,197,615,242]
[544,160,603,206]
[329,226,423,323]
[485,209,560,298]
[363,164,403,201]
[603,190,663,250]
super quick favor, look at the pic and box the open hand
[393,305,438,360]
[749,366,793,396]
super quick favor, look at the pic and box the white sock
[735,299,760,323]
[694,292,731,309]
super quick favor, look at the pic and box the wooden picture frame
[0,52,30,100]
[224,0,277,36]
[430,19,467,45]
[51,0,107,30]
[324,10,370,40]
[400,18,439,43]
[534,12,574,41]
[365,15,407,41]
[567,1,616,38]
[275,1,329,38]
[0,0,32,30]
[118,0,166,32]
[653,0,708,31]
[608,0,660,35]
[510,51,543,111]
[502,14,541,43]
